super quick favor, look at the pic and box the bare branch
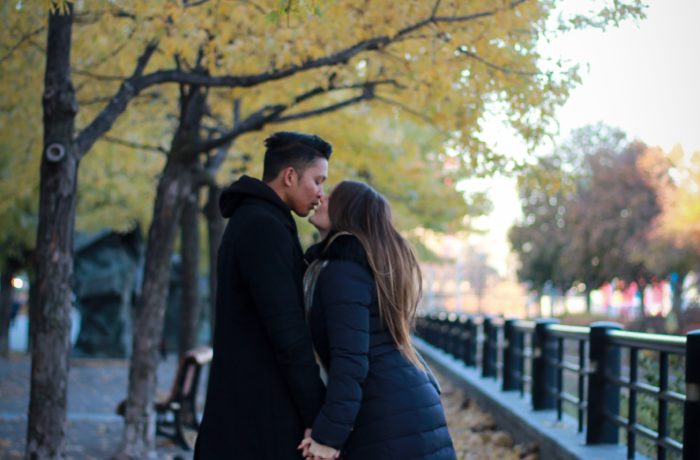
[75,41,159,158]
[243,1,267,15]
[108,7,137,20]
[432,0,528,24]
[73,70,126,81]
[430,0,442,18]
[75,26,136,72]
[78,96,113,106]
[233,99,241,126]
[458,47,537,76]
[271,94,368,124]
[198,78,401,153]
[192,163,218,187]
[184,0,211,7]
[198,104,287,153]
[102,135,167,154]
[205,143,230,173]
[374,95,436,126]
[131,0,530,91]
[0,26,45,66]
[204,99,241,173]
[73,0,530,159]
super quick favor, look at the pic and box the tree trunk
[585,286,592,314]
[115,80,206,459]
[115,161,190,459]
[204,182,224,341]
[637,278,648,319]
[178,183,201,358]
[671,272,686,329]
[27,6,78,459]
[561,288,569,316]
[0,272,13,356]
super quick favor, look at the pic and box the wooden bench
[117,345,213,450]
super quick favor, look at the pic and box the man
[195,132,331,459]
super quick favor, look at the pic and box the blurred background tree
[510,124,700,328]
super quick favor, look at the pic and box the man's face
[288,158,328,217]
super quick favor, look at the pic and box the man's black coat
[194,175,325,459]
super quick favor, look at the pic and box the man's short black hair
[262,132,332,182]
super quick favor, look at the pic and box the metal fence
[415,313,700,460]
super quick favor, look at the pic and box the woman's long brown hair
[327,181,424,369]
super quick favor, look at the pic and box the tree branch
[102,135,167,154]
[458,47,537,76]
[198,79,400,153]
[130,0,530,91]
[0,26,45,65]
[77,96,113,106]
[184,0,211,7]
[197,104,287,153]
[75,41,158,158]
[74,26,136,73]
[271,94,369,124]
[192,163,218,188]
[73,1,530,159]
[374,95,437,126]
[73,70,126,81]
[430,0,442,18]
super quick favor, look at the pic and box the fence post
[586,321,623,444]
[445,313,455,355]
[449,313,462,359]
[502,319,518,391]
[415,316,424,339]
[464,316,477,366]
[532,318,559,410]
[482,316,496,378]
[437,312,448,350]
[456,315,468,364]
[684,330,700,460]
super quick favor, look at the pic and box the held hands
[298,428,340,460]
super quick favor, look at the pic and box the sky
[462,0,700,275]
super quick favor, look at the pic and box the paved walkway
[0,354,537,459]
[0,353,198,459]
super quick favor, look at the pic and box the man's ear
[282,166,297,187]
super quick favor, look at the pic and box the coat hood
[219,175,292,219]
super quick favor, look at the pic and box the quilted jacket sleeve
[311,261,372,448]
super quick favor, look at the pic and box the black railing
[547,323,589,433]
[415,313,700,460]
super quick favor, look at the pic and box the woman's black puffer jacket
[307,234,456,460]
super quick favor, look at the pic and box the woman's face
[309,194,331,234]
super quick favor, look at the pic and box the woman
[299,181,456,460]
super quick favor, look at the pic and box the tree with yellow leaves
[654,146,700,252]
[2,0,647,457]
[638,145,700,324]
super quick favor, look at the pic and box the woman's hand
[298,429,340,460]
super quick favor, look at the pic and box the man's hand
[297,429,340,460]
[298,428,313,458]
[307,439,340,460]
